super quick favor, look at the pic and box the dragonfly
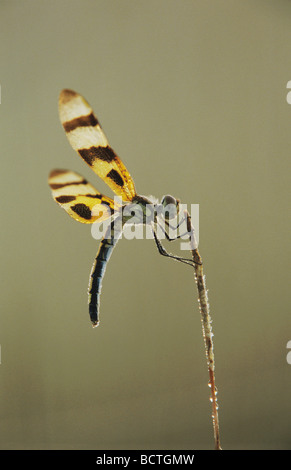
[49,89,199,327]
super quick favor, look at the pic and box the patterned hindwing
[58,89,136,202]
[48,169,120,224]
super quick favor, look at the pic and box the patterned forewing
[48,169,118,223]
[58,89,136,202]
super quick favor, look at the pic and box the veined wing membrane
[58,89,136,202]
[48,169,119,224]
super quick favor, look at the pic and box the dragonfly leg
[165,214,186,233]
[158,217,190,241]
[152,224,201,266]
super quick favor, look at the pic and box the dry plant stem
[185,210,222,450]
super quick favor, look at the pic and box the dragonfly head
[160,195,180,220]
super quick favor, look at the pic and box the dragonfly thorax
[122,194,179,225]
[122,195,155,225]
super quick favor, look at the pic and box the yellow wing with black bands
[58,89,136,202]
[48,169,119,224]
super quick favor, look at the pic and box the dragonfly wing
[48,169,120,224]
[58,89,136,202]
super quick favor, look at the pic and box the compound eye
[161,195,176,206]
[161,194,179,220]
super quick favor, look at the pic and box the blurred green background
[0,0,290,450]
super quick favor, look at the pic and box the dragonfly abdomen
[88,221,122,327]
